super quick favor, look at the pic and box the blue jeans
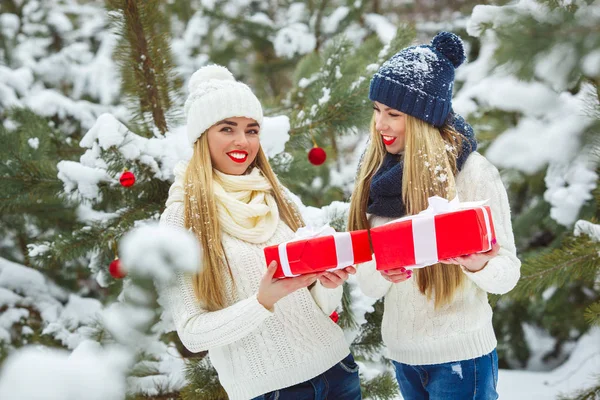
[392,349,499,400]
[251,353,362,400]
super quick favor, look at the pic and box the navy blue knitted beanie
[369,31,466,127]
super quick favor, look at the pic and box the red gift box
[370,197,496,270]
[264,226,373,278]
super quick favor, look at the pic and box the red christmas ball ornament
[119,170,135,187]
[308,146,327,166]
[109,258,127,279]
[329,310,339,324]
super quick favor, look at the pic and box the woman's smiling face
[206,117,261,175]
[373,101,406,154]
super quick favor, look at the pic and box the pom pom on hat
[431,31,466,68]
[188,64,235,93]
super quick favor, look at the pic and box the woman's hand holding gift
[318,266,357,289]
[380,267,413,283]
[439,239,500,272]
[257,261,321,311]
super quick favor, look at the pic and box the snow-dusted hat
[369,31,466,127]
[184,65,263,145]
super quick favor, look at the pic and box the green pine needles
[0,108,79,269]
[107,0,182,135]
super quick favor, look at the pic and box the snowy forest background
[0,0,599,399]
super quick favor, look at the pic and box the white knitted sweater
[356,152,521,365]
[159,203,349,400]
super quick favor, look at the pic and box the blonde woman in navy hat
[348,32,521,399]
[160,65,360,400]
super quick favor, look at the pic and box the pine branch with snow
[26,112,191,288]
[179,357,227,400]
[0,108,77,213]
[0,108,80,268]
[0,0,123,135]
[511,230,599,301]
[107,0,182,135]
[502,211,600,369]
[0,223,198,399]
[471,0,600,93]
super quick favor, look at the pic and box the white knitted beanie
[184,65,263,145]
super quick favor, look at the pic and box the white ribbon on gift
[384,196,493,269]
[278,225,355,277]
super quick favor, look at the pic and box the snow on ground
[497,328,600,399]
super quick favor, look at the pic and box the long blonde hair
[184,133,304,311]
[348,114,467,308]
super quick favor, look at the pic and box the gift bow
[295,224,336,239]
[278,224,355,277]
[386,196,492,269]
[422,195,488,214]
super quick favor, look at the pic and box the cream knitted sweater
[159,203,349,400]
[356,152,521,365]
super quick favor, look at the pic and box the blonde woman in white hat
[160,65,361,400]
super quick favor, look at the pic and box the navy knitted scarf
[367,113,478,218]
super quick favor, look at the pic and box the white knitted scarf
[212,168,279,243]
[166,161,279,244]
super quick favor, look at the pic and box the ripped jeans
[392,349,498,400]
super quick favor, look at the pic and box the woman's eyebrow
[372,103,392,111]
[216,120,237,126]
